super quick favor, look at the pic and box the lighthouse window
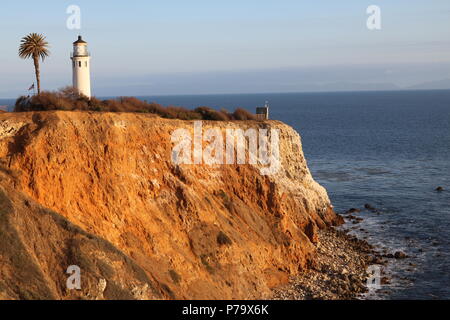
[79,61,81,67]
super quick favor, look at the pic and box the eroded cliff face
[0,111,342,300]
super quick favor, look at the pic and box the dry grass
[14,87,258,121]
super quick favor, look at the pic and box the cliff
[0,111,342,300]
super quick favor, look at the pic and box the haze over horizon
[1,0,450,98]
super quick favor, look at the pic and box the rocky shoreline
[272,227,380,300]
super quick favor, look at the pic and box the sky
[1,0,450,98]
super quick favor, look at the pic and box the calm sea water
[2,90,449,299]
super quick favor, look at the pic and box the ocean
[2,90,449,299]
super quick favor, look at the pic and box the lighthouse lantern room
[71,36,91,98]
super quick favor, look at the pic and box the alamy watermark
[367,5,381,30]
[66,5,81,30]
[171,121,281,176]
[66,265,81,290]
[367,265,382,290]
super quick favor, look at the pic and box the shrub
[217,231,232,246]
[232,108,256,121]
[14,87,258,121]
[168,269,181,284]
[194,107,230,121]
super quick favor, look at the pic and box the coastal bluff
[0,111,342,300]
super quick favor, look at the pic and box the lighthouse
[71,36,91,98]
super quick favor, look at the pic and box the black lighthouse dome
[73,35,87,45]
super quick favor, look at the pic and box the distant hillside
[306,82,400,92]
[407,79,450,90]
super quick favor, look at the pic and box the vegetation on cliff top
[14,87,257,121]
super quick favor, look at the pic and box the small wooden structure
[255,101,270,120]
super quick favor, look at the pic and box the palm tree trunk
[33,54,41,95]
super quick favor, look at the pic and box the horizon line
[1,88,450,102]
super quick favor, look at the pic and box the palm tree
[18,33,50,95]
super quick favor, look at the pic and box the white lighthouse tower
[71,36,91,98]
